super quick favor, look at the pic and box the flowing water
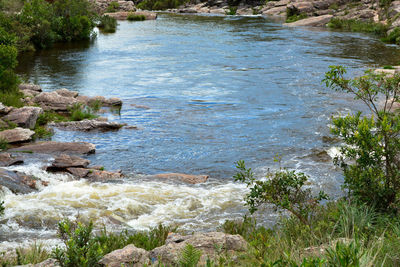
[2,13,400,249]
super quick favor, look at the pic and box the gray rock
[150,232,248,266]
[284,15,333,27]
[262,6,286,16]
[99,244,150,267]
[0,153,23,167]
[19,83,42,92]
[87,170,123,181]
[67,167,91,178]
[55,88,79,98]
[153,173,209,184]
[47,154,90,171]
[3,107,43,129]
[0,127,35,143]
[0,168,36,194]
[33,91,78,112]
[10,141,96,155]
[16,258,60,267]
[49,119,124,131]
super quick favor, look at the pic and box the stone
[33,91,78,111]
[55,88,79,98]
[0,168,36,194]
[284,14,333,27]
[0,153,23,167]
[67,167,91,178]
[16,258,60,267]
[87,170,123,181]
[153,173,209,184]
[290,2,314,13]
[99,244,150,267]
[104,11,157,20]
[274,0,290,7]
[179,8,198,13]
[262,6,286,16]
[49,119,124,131]
[150,232,248,266]
[47,154,90,171]
[3,107,43,129]
[130,104,150,109]
[0,119,8,129]
[19,83,42,92]
[0,127,35,143]
[10,141,96,155]
[375,68,396,75]
[0,103,13,115]
[236,7,253,15]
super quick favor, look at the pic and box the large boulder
[55,88,79,98]
[99,244,150,267]
[153,173,209,184]
[0,168,36,194]
[284,14,333,27]
[19,83,42,92]
[3,107,43,129]
[262,6,286,16]
[10,141,96,155]
[33,91,78,112]
[0,127,35,143]
[46,154,90,172]
[0,153,23,167]
[49,119,124,131]
[150,232,248,266]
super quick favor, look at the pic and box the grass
[127,13,146,21]
[286,13,307,23]
[0,91,24,107]
[106,1,120,13]
[0,243,50,266]
[68,103,98,121]
[0,137,8,151]
[97,15,117,33]
[327,18,389,37]
[137,0,187,11]
[226,6,237,15]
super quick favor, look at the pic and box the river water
[2,13,400,249]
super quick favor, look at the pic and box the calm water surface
[2,14,400,248]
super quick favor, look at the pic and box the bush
[226,6,237,15]
[97,15,117,33]
[324,66,400,213]
[381,27,400,44]
[68,103,98,121]
[105,1,119,12]
[327,18,388,37]
[0,26,19,93]
[127,13,146,21]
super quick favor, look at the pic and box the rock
[0,127,35,143]
[0,153,23,167]
[99,244,150,267]
[130,104,150,109]
[0,103,13,115]
[262,6,286,16]
[236,7,253,15]
[19,83,42,92]
[16,258,60,267]
[104,11,157,20]
[375,68,396,75]
[87,170,123,181]
[179,8,198,13]
[153,173,209,184]
[274,0,290,7]
[55,88,79,98]
[10,141,96,155]
[33,91,78,112]
[289,2,314,14]
[3,107,43,129]
[150,232,248,266]
[49,119,124,131]
[0,168,36,194]
[67,167,91,178]
[284,14,333,27]
[47,154,90,172]
[0,119,8,129]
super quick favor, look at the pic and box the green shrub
[226,6,237,15]
[33,125,53,140]
[327,18,388,37]
[0,26,19,93]
[137,0,186,11]
[178,244,202,267]
[324,66,400,213]
[381,27,400,44]
[106,1,119,13]
[0,138,7,151]
[15,243,50,265]
[127,13,146,21]
[97,15,117,33]
[325,241,363,266]
[68,103,98,121]
[383,65,395,69]
[36,110,67,125]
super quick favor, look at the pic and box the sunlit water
[2,13,400,249]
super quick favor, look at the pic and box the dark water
[16,13,400,190]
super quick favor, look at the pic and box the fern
[178,244,202,267]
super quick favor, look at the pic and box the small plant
[226,6,237,15]
[327,18,388,37]
[381,27,400,44]
[106,1,120,12]
[0,137,8,151]
[383,65,395,69]
[234,160,328,225]
[325,241,364,266]
[15,243,50,265]
[178,244,202,267]
[0,201,4,216]
[33,125,53,140]
[97,15,117,33]
[329,3,339,11]
[68,103,98,121]
[286,6,307,23]
[127,13,146,21]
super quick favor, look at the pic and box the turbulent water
[2,13,400,249]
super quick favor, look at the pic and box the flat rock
[33,91,78,111]
[19,83,42,92]
[284,14,333,27]
[150,232,248,266]
[55,88,79,98]
[87,170,123,181]
[0,168,36,194]
[47,154,90,171]
[0,153,23,167]
[67,167,91,178]
[99,244,150,267]
[49,119,124,131]
[153,173,209,184]
[10,141,96,155]
[3,107,43,129]
[262,6,286,16]
[0,127,35,143]
[104,11,157,20]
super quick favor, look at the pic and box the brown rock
[49,119,124,131]
[3,107,43,129]
[67,167,91,178]
[0,127,35,143]
[262,6,286,16]
[99,244,150,267]
[10,141,96,155]
[19,83,42,92]
[16,258,60,267]
[284,14,333,27]
[33,91,78,111]
[290,2,314,13]
[104,11,157,20]
[153,173,209,184]
[87,170,123,181]
[0,168,36,194]
[0,153,23,167]
[55,88,79,98]
[47,154,90,172]
[150,232,248,266]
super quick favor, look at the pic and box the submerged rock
[49,119,124,131]
[150,232,248,266]
[0,168,36,194]
[0,127,35,143]
[10,141,96,155]
[99,244,150,267]
[153,173,209,184]
[0,153,23,167]
[2,106,43,129]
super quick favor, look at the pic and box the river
[1,13,400,249]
